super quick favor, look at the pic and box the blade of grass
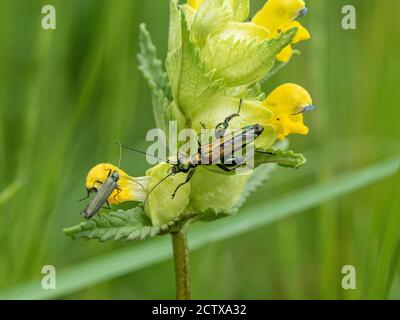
[0,156,398,299]
[368,170,400,298]
[0,180,23,208]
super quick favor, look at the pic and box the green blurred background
[0,0,399,299]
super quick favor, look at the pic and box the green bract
[201,26,297,87]
[145,163,191,227]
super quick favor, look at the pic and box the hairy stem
[171,230,191,300]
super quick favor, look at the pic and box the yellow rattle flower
[252,0,310,62]
[262,83,314,140]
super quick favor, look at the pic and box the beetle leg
[217,152,249,172]
[215,98,243,138]
[171,168,196,199]
[217,164,237,172]
[103,200,112,210]
[106,169,113,178]
[217,158,245,172]
[112,187,122,204]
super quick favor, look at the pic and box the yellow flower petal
[274,113,309,140]
[188,0,204,10]
[252,0,306,32]
[276,44,293,62]
[85,163,149,205]
[262,83,313,139]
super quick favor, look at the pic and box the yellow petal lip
[261,83,313,139]
[276,44,293,62]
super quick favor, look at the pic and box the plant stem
[171,230,191,300]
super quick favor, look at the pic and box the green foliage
[138,24,171,131]
[255,149,306,169]
[192,0,233,45]
[145,163,192,227]
[168,0,182,53]
[224,83,266,101]
[63,207,178,242]
[191,0,250,46]
[3,156,399,300]
[196,163,276,221]
[188,166,250,216]
[229,0,250,21]
[170,14,226,119]
[193,147,304,221]
[201,28,297,87]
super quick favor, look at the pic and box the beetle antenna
[78,190,91,202]
[125,176,147,191]
[238,98,243,114]
[117,142,173,164]
[143,171,175,206]
[117,141,123,168]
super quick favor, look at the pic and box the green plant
[64,0,314,299]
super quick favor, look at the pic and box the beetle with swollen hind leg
[121,98,268,200]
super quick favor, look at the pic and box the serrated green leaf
[180,4,196,30]
[166,0,182,102]
[171,13,226,119]
[192,0,233,46]
[202,27,297,87]
[168,0,182,53]
[228,0,249,22]
[255,149,306,169]
[191,0,249,46]
[63,208,178,243]
[224,82,266,101]
[138,24,171,130]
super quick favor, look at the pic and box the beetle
[122,99,267,199]
[81,169,120,219]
